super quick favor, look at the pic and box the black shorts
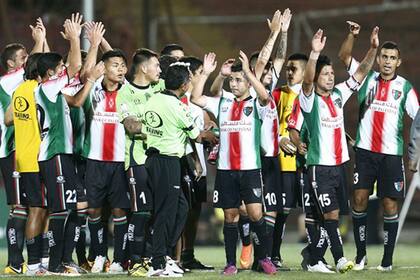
[20,172,47,208]
[0,152,25,205]
[180,156,207,207]
[85,159,130,209]
[126,165,152,212]
[299,169,319,217]
[213,169,263,209]
[354,148,405,199]
[39,154,80,212]
[308,165,342,214]
[280,171,299,210]
[337,164,350,215]
[74,157,87,203]
[261,157,282,212]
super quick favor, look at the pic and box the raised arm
[272,8,292,78]
[61,13,83,78]
[352,26,379,83]
[30,18,46,54]
[80,22,105,81]
[338,21,360,68]
[239,50,269,105]
[302,29,326,96]
[191,52,217,108]
[209,58,234,97]
[254,9,281,80]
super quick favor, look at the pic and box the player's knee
[224,209,239,223]
[353,194,368,210]
[382,197,398,215]
[247,209,263,222]
[112,208,126,217]
[88,207,102,218]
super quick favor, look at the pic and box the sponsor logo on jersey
[394,181,404,192]
[392,89,402,100]
[243,106,253,116]
[14,96,29,112]
[144,111,163,128]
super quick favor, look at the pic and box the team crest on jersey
[394,181,404,192]
[243,106,253,116]
[252,188,262,198]
[221,106,229,112]
[333,97,342,109]
[392,89,402,100]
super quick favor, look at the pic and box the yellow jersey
[12,80,40,172]
[273,85,300,172]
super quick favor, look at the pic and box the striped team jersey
[272,84,301,171]
[288,98,309,169]
[259,97,279,157]
[82,79,125,162]
[13,80,40,172]
[35,70,74,161]
[0,67,24,158]
[348,59,419,155]
[299,80,356,166]
[203,93,266,170]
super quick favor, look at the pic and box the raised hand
[220,58,235,77]
[280,8,292,32]
[238,50,250,72]
[87,22,105,47]
[267,10,281,33]
[311,29,326,53]
[202,52,217,76]
[61,13,83,40]
[370,26,379,48]
[346,20,361,36]
[88,61,105,81]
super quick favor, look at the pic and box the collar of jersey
[101,81,122,92]
[234,95,253,102]
[129,80,150,90]
[376,73,397,82]
[162,89,179,99]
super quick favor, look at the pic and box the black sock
[48,212,68,271]
[6,210,13,265]
[128,212,150,263]
[352,209,367,262]
[113,216,128,263]
[223,222,238,265]
[181,249,194,263]
[324,219,343,264]
[62,211,80,263]
[264,215,275,258]
[88,216,106,257]
[76,209,88,265]
[382,214,399,267]
[26,234,43,265]
[319,226,329,258]
[11,206,27,266]
[305,217,322,265]
[272,212,288,259]
[251,218,268,261]
[238,215,251,246]
[42,232,49,260]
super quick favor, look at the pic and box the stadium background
[0,0,419,248]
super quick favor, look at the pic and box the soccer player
[408,109,420,172]
[82,48,130,273]
[116,48,163,276]
[338,21,420,271]
[143,62,204,277]
[191,52,276,275]
[178,56,217,271]
[300,27,379,273]
[160,44,185,60]
[0,18,47,274]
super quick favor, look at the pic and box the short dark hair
[159,55,178,80]
[231,61,243,73]
[179,56,203,74]
[1,43,25,70]
[37,52,63,78]
[101,49,127,64]
[315,55,332,81]
[288,53,308,62]
[379,41,401,57]
[128,48,159,81]
[160,44,184,56]
[24,53,43,80]
[164,64,190,90]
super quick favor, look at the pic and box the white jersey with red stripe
[182,92,207,176]
[0,67,24,158]
[299,80,356,166]
[348,58,419,155]
[287,97,305,132]
[260,97,280,157]
[82,78,126,162]
[203,92,266,170]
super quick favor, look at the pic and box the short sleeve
[288,98,304,132]
[255,97,269,120]
[299,88,315,113]
[40,69,70,102]
[116,88,131,123]
[177,101,200,140]
[347,57,359,76]
[0,67,24,95]
[334,78,357,105]
[203,96,221,118]
[405,86,419,120]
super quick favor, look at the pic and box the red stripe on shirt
[371,80,390,153]
[229,100,246,170]
[323,96,342,164]
[180,96,188,105]
[102,91,117,161]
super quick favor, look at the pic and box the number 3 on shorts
[353,172,359,184]
[213,190,219,203]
